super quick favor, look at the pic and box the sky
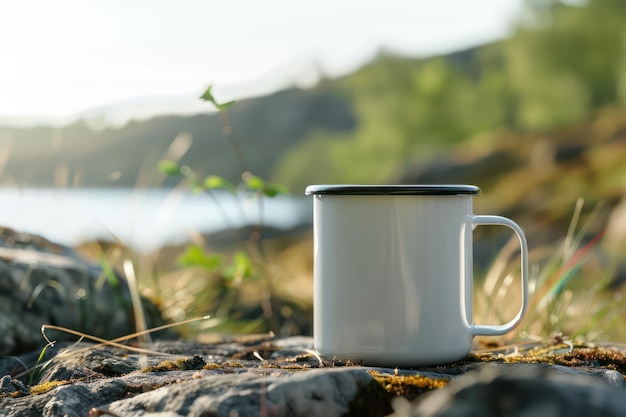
[0,0,524,125]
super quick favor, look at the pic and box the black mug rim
[304,184,481,196]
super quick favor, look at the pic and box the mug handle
[469,215,529,336]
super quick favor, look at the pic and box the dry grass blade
[123,259,149,345]
[14,316,215,381]
[475,197,618,342]
[43,315,213,355]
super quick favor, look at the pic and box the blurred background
[1,0,626,343]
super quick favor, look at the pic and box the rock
[107,367,378,417]
[0,376,29,397]
[0,336,421,417]
[408,365,626,417]
[0,226,166,356]
[2,229,626,416]
[2,337,626,417]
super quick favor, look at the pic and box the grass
[79,192,626,350]
[65,85,311,339]
[67,171,626,349]
[474,198,626,345]
[73,216,313,337]
[15,316,216,385]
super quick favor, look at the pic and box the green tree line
[273,0,626,190]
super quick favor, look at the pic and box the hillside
[0,87,355,188]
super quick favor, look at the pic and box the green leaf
[203,175,236,192]
[243,176,287,197]
[225,251,253,280]
[158,160,182,176]
[177,245,222,270]
[199,85,216,103]
[245,175,265,191]
[262,183,288,198]
[199,85,236,111]
[215,100,237,111]
[29,341,54,386]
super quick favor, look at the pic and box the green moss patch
[368,371,449,398]
[469,343,626,374]
[142,355,206,373]
[29,380,70,395]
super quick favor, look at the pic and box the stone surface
[2,336,626,417]
[3,228,626,416]
[408,365,626,417]
[0,227,166,356]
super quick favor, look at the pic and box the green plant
[27,338,55,386]
[157,86,288,334]
[474,198,626,344]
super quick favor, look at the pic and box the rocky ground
[2,228,626,416]
[2,336,626,417]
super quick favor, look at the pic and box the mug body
[307,185,480,366]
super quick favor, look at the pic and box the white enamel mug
[305,185,528,366]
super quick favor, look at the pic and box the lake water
[0,188,312,253]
